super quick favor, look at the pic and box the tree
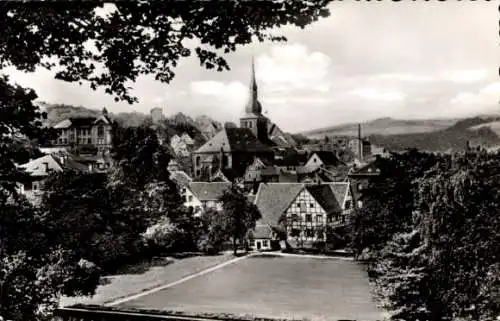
[218,184,262,255]
[0,1,331,103]
[0,76,101,321]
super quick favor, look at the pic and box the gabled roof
[188,182,231,201]
[325,182,350,207]
[305,184,342,214]
[348,159,380,176]
[274,151,308,167]
[59,155,90,172]
[251,224,273,239]
[310,151,341,166]
[195,128,273,154]
[254,183,304,226]
[170,170,193,187]
[53,115,111,129]
[53,119,72,129]
[19,155,63,176]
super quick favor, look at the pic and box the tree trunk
[233,237,237,256]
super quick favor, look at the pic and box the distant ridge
[301,117,459,138]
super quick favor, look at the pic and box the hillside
[369,116,500,152]
[302,117,459,138]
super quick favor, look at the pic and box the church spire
[245,56,262,115]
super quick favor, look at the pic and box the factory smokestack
[358,123,362,161]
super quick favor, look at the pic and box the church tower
[240,57,269,142]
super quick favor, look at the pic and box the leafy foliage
[0,1,331,103]
[352,149,500,321]
[218,184,262,255]
[0,76,101,321]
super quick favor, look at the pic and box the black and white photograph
[0,1,499,321]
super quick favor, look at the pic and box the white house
[17,154,88,205]
[181,182,231,216]
[248,224,274,251]
[303,151,342,172]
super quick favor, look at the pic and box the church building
[192,58,294,181]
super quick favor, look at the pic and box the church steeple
[245,57,262,115]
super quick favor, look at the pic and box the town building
[253,182,354,249]
[348,124,372,161]
[51,108,113,154]
[150,107,164,124]
[347,158,380,208]
[191,58,295,182]
[181,182,231,216]
[17,154,88,205]
[303,151,343,172]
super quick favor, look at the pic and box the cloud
[348,87,406,102]
[189,80,247,104]
[450,82,500,107]
[369,73,434,82]
[440,69,488,83]
[255,43,331,93]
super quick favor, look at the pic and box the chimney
[43,162,49,173]
[358,123,363,161]
[219,147,224,170]
[252,179,259,195]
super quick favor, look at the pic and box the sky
[4,1,500,132]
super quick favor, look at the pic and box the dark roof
[278,171,299,183]
[312,151,341,166]
[59,155,90,173]
[305,185,342,214]
[254,183,304,226]
[326,182,350,206]
[274,152,309,167]
[68,117,97,127]
[224,128,271,152]
[195,128,273,154]
[261,166,278,176]
[188,182,231,201]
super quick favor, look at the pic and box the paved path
[59,254,233,308]
[106,253,252,306]
[257,251,354,261]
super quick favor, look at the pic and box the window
[305,229,314,238]
[249,240,255,247]
[305,214,312,222]
[262,240,268,247]
[344,200,352,210]
[296,202,301,207]
[196,170,201,176]
[357,183,363,191]
[341,215,346,223]
[188,195,193,202]
[290,229,300,237]
[32,182,39,191]
[98,126,104,138]
[316,215,323,223]
[310,203,314,208]
[313,158,317,163]
[249,122,253,128]
[357,200,363,208]
[195,156,201,167]
[291,214,298,222]
[327,214,333,223]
